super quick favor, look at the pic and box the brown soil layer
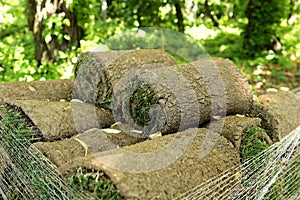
[0,79,73,102]
[34,128,146,167]
[34,139,86,167]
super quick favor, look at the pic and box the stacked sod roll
[1,49,275,200]
[74,49,253,137]
[58,128,241,199]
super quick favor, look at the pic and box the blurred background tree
[0,0,299,93]
[242,0,288,58]
[27,0,83,65]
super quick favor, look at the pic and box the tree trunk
[174,1,185,32]
[242,0,287,58]
[244,0,253,42]
[101,0,107,22]
[204,0,219,27]
[27,0,83,65]
[287,0,297,25]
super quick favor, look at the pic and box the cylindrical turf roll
[250,91,300,142]
[112,57,253,137]
[33,127,146,168]
[73,50,253,138]
[73,49,176,108]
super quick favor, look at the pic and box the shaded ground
[244,61,300,95]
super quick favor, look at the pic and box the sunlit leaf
[45,34,52,43]
[64,34,71,41]
[58,51,67,59]
[58,34,63,44]
[63,18,71,27]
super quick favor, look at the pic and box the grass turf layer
[69,167,122,200]
[240,125,270,161]
[240,125,300,199]
[0,105,76,199]
[0,105,122,199]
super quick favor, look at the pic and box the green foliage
[69,167,122,200]
[104,28,208,62]
[242,0,289,58]
[202,31,243,60]
[241,126,270,160]
[1,0,300,86]
[42,14,71,45]
[68,0,101,29]
[0,0,37,82]
[0,0,78,81]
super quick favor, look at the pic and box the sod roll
[112,57,253,136]
[73,49,176,107]
[0,79,73,102]
[74,50,253,137]
[0,104,87,199]
[59,128,240,199]
[5,100,114,141]
[250,91,300,142]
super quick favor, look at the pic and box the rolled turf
[250,91,300,142]
[207,115,265,150]
[74,50,253,137]
[5,100,114,141]
[34,127,146,168]
[73,49,176,108]
[57,128,240,199]
[0,104,81,199]
[113,57,254,136]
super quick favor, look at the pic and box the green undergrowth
[69,167,122,200]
